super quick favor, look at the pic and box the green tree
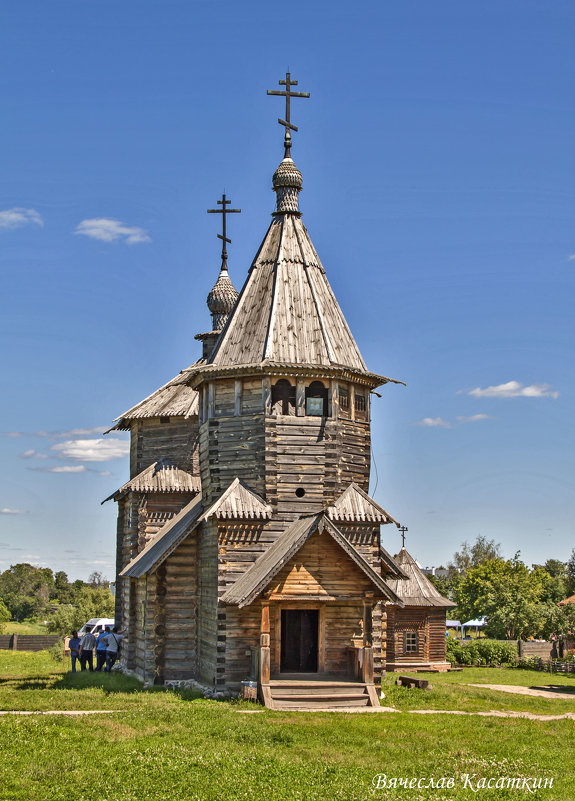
[0,563,55,620]
[449,536,502,573]
[455,556,547,640]
[54,571,73,604]
[0,599,10,633]
[566,550,575,597]
[47,584,115,635]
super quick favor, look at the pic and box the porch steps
[267,678,379,711]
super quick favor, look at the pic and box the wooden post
[262,377,272,415]
[330,380,338,420]
[10,633,18,651]
[207,383,215,419]
[349,384,355,421]
[234,379,242,416]
[362,597,374,684]
[296,380,305,416]
[260,603,270,685]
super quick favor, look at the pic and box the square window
[306,396,324,416]
[405,632,418,653]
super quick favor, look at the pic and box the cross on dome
[267,71,310,157]
[207,193,241,270]
[399,526,408,548]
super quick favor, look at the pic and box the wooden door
[280,609,318,672]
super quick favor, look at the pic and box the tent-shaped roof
[108,366,199,431]
[120,493,203,578]
[102,458,201,503]
[386,547,456,608]
[327,483,399,525]
[221,513,404,608]
[200,478,272,520]
[207,214,372,373]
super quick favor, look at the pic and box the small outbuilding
[385,547,456,672]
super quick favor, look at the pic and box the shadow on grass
[0,670,204,701]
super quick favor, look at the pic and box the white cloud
[568,254,575,261]
[0,207,43,230]
[5,425,109,440]
[19,449,49,459]
[0,508,27,515]
[75,218,151,245]
[51,438,129,462]
[465,381,559,399]
[414,417,452,428]
[456,414,493,423]
[29,465,87,473]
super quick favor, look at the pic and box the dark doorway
[280,609,319,672]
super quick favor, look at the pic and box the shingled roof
[200,478,272,521]
[102,458,201,503]
[327,483,400,525]
[120,493,203,578]
[108,366,199,431]
[386,548,456,608]
[221,513,404,608]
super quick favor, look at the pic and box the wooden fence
[520,657,575,674]
[0,634,59,651]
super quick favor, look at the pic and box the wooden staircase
[265,674,380,711]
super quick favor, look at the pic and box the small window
[354,393,366,413]
[405,632,418,654]
[271,379,296,415]
[338,387,349,411]
[305,381,328,416]
[160,416,171,424]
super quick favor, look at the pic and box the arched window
[271,379,296,415]
[305,381,328,416]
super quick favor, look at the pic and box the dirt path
[409,709,575,721]
[467,683,575,700]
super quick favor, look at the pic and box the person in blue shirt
[68,631,81,673]
[95,627,110,672]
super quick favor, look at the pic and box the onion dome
[207,265,239,331]
[273,154,302,214]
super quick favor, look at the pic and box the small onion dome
[272,157,303,191]
[207,266,239,330]
[273,157,302,214]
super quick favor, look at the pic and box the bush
[447,638,517,666]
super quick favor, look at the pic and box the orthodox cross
[207,193,241,269]
[399,526,408,548]
[267,72,310,155]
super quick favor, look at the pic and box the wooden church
[108,75,453,709]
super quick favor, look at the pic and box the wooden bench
[396,675,432,691]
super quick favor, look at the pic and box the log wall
[130,417,200,477]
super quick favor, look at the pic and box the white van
[78,618,115,636]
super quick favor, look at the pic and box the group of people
[68,626,126,673]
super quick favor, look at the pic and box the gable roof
[200,478,272,520]
[327,483,400,525]
[221,513,404,608]
[386,547,456,608]
[108,366,199,431]
[102,458,201,503]
[119,493,203,578]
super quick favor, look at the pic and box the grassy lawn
[0,621,48,635]
[0,653,573,801]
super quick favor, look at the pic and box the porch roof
[119,493,203,578]
[221,513,404,608]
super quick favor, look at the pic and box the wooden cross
[207,193,241,267]
[267,72,310,154]
[399,526,408,548]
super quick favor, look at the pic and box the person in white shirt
[104,627,126,672]
[79,631,97,671]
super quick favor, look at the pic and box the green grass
[0,653,573,801]
[0,620,48,635]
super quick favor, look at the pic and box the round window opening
[295,487,306,498]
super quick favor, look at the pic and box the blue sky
[0,1,573,580]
